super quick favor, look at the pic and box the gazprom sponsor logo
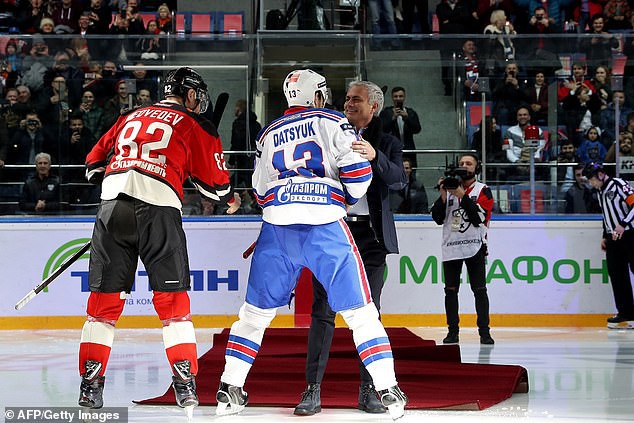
[276,179,329,204]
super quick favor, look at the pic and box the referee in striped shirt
[585,163,634,329]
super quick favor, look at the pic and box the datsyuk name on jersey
[273,121,316,147]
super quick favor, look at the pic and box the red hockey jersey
[85,100,233,210]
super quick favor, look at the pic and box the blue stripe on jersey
[343,188,358,206]
[339,162,373,184]
[257,108,346,144]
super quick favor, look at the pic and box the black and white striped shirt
[598,177,634,234]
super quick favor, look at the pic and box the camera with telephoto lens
[442,165,469,190]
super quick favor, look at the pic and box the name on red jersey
[126,108,185,126]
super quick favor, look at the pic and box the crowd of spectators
[2,1,634,215]
[438,0,634,202]
[0,0,176,213]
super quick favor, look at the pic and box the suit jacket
[363,116,407,254]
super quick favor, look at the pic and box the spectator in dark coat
[19,151,61,214]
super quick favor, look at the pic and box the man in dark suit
[294,80,407,416]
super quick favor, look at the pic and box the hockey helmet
[283,69,329,107]
[163,67,210,113]
[583,162,604,179]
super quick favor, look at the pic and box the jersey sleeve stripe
[192,178,232,203]
[340,163,372,183]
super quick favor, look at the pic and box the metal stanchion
[524,125,542,215]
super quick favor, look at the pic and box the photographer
[8,112,53,165]
[20,35,53,94]
[522,7,560,75]
[492,62,528,126]
[430,152,495,345]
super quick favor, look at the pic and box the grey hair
[347,80,384,116]
[34,152,51,164]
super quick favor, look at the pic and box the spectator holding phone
[379,86,421,166]
[79,90,106,139]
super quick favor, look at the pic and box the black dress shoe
[294,383,321,416]
[480,334,495,345]
[358,383,386,413]
[443,332,459,344]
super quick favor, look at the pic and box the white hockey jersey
[253,106,372,225]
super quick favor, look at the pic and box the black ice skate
[378,385,408,420]
[78,360,105,409]
[216,381,248,416]
[172,360,199,408]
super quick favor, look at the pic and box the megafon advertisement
[0,218,617,326]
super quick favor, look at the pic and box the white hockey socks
[340,302,397,390]
[220,303,276,387]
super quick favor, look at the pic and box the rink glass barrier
[0,29,633,216]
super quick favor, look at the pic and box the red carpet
[136,328,528,410]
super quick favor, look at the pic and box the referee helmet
[583,162,604,179]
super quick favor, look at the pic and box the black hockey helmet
[583,162,604,179]
[163,67,209,113]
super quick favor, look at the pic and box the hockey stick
[14,241,92,310]
[211,92,230,128]
[242,240,256,259]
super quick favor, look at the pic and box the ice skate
[378,385,408,420]
[216,381,248,416]
[172,360,199,408]
[78,360,105,409]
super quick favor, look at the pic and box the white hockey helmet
[283,69,329,107]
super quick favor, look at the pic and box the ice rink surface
[2,326,633,423]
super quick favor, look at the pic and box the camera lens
[27,120,37,125]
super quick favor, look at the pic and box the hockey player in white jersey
[215,69,408,420]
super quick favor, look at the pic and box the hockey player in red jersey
[78,67,240,411]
